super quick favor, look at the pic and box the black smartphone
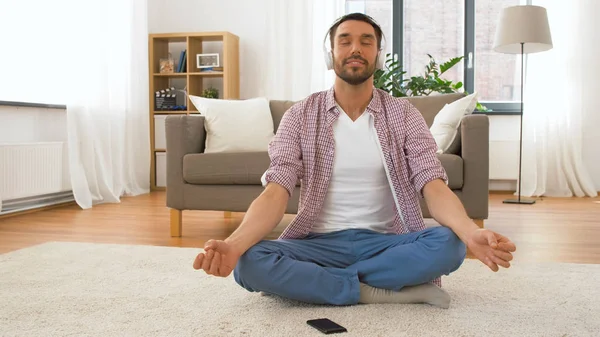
[306,318,347,334]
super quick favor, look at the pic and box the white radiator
[0,142,71,201]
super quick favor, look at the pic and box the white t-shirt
[311,105,398,234]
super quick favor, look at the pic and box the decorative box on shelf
[154,87,187,111]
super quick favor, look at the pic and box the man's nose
[350,42,363,54]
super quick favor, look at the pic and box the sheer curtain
[264,0,345,101]
[310,0,347,93]
[521,0,598,197]
[0,0,150,209]
[66,0,150,208]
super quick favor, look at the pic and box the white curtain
[264,0,345,101]
[521,0,598,197]
[66,0,150,208]
[0,0,149,209]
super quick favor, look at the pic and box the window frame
[390,0,532,115]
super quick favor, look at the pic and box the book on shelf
[175,50,187,73]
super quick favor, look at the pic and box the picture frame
[196,53,220,69]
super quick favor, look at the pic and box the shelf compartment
[150,37,187,74]
[152,110,190,114]
[188,71,224,77]
[153,73,187,77]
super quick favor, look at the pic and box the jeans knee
[432,226,466,271]
[233,243,270,290]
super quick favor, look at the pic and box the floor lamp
[493,5,553,205]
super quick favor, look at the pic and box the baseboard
[0,191,75,217]
[489,180,516,192]
[489,182,600,197]
[0,201,76,219]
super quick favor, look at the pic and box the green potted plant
[374,54,490,112]
[201,87,219,99]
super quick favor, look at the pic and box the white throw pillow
[430,92,479,154]
[189,95,274,153]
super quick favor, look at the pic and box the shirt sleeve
[403,100,448,197]
[261,104,303,197]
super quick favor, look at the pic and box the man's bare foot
[358,283,451,309]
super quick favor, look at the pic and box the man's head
[327,13,384,86]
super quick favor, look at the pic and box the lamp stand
[504,42,535,205]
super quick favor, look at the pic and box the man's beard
[334,55,377,85]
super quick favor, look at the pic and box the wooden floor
[1,192,599,264]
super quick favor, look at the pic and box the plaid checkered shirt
[263,87,448,286]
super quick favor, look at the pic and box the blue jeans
[233,226,466,305]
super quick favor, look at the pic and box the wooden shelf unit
[148,32,240,190]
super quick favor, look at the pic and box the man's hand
[193,240,242,277]
[467,229,517,272]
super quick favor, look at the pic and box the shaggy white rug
[1,242,599,337]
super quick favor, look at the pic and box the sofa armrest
[165,115,206,209]
[460,114,489,219]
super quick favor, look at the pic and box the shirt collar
[325,86,384,115]
[325,87,337,113]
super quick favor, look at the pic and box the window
[345,0,532,113]
[403,0,464,84]
[474,0,524,103]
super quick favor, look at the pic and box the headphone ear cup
[377,51,384,69]
[324,51,333,70]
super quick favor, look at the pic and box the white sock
[358,283,451,309]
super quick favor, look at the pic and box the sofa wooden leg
[224,211,232,218]
[170,209,182,237]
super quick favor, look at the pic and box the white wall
[148,0,270,99]
[488,116,520,191]
[488,115,600,192]
[0,106,67,143]
[488,114,600,192]
[489,116,520,179]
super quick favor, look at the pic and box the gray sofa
[165,93,489,237]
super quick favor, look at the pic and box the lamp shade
[493,5,553,54]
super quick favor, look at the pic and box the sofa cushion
[437,153,463,189]
[183,152,271,185]
[270,100,296,132]
[184,151,462,189]
[445,130,462,155]
[430,92,478,154]
[406,93,465,128]
[188,95,275,153]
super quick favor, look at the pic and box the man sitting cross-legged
[193,13,516,309]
